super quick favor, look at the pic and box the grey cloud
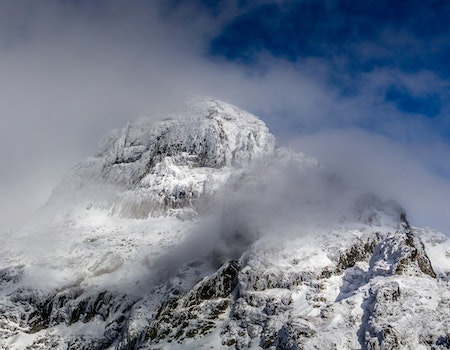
[290,128,450,234]
[0,0,214,230]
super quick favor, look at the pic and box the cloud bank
[0,0,449,234]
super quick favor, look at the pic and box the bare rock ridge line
[1,97,450,349]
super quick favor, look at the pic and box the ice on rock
[49,97,275,219]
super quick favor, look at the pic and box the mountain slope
[1,98,450,350]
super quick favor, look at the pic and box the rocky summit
[1,98,450,350]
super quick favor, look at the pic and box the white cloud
[0,0,449,236]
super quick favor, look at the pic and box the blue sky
[0,0,449,232]
[206,0,450,131]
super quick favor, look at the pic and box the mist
[147,147,406,288]
[290,128,450,233]
[1,0,449,236]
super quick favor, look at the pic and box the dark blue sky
[204,0,450,125]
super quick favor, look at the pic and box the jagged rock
[183,260,240,307]
[336,235,380,273]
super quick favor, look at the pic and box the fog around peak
[146,147,406,285]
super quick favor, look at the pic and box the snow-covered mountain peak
[97,97,275,170]
[49,98,275,219]
[2,99,450,350]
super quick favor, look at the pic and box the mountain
[1,98,450,350]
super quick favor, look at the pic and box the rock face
[1,98,450,350]
[49,97,275,219]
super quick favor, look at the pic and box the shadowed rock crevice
[4,288,135,349]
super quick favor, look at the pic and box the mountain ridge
[0,98,449,349]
